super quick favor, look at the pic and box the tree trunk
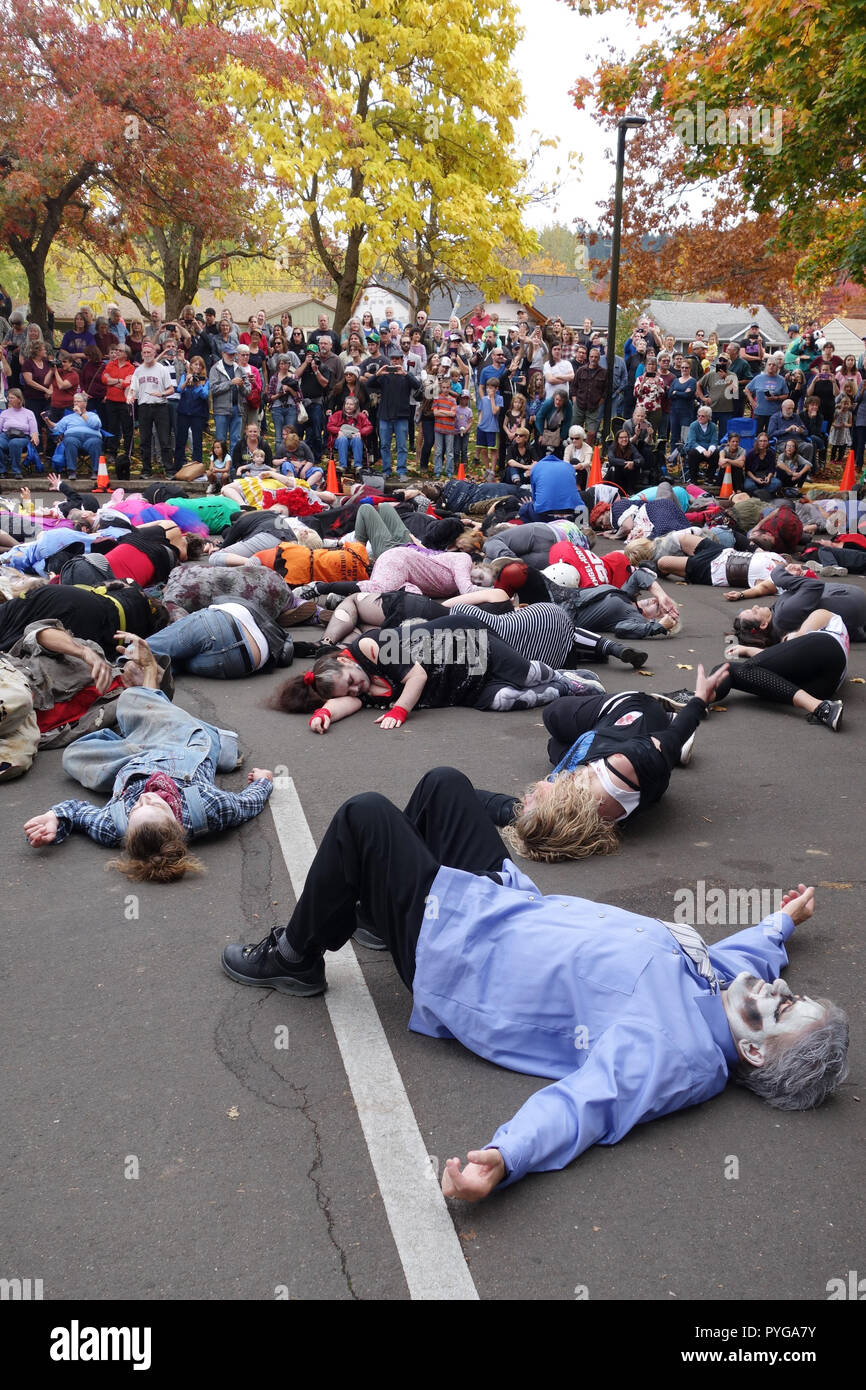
[331,225,364,339]
[9,241,49,334]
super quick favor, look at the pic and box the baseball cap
[367,331,380,344]
[788,323,800,333]
[439,356,452,368]
[221,343,238,354]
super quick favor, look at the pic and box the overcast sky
[514,0,637,235]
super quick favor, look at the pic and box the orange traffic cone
[839,448,856,492]
[456,459,466,480]
[325,456,339,494]
[718,462,734,499]
[93,455,110,492]
[587,445,603,487]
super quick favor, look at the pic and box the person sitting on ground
[743,432,779,495]
[23,636,275,881]
[605,428,646,491]
[486,665,727,860]
[714,432,747,492]
[774,438,812,494]
[221,765,848,1201]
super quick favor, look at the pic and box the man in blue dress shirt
[223,750,849,1202]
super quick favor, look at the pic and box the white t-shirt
[131,361,172,405]
[709,549,784,588]
[212,602,269,671]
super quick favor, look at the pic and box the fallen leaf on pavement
[676,663,693,670]
[818,881,853,889]
[227,1106,240,1119]
[638,669,653,677]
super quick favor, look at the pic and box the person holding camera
[298,334,341,464]
[100,344,135,477]
[267,353,302,442]
[174,354,210,473]
[208,343,248,453]
[376,356,421,481]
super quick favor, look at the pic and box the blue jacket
[530,453,579,512]
[686,419,718,450]
[411,860,794,1187]
[177,374,210,419]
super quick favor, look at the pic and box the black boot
[222,928,326,995]
[605,640,648,669]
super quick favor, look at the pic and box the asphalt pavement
[2,549,863,1303]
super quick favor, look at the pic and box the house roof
[355,273,608,326]
[647,299,787,345]
[48,283,336,326]
[820,317,866,357]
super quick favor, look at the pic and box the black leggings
[284,768,507,986]
[714,633,845,704]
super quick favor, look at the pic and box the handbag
[296,400,309,425]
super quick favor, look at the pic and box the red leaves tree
[0,2,322,324]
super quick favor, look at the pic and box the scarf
[141,772,184,823]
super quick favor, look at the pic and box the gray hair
[735,1000,849,1110]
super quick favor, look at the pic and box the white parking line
[269,779,479,1301]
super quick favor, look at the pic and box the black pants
[284,768,507,986]
[102,399,133,464]
[137,403,171,472]
[714,633,845,704]
[418,415,435,471]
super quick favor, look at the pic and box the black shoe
[352,927,388,951]
[221,928,326,995]
[618,646,648,669]
[653,689,694,710]
[807,699,843,731]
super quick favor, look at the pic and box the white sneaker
[678,729,697,766]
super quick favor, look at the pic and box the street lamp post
[602,114,647,441]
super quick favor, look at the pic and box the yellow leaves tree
[258,0,536,329]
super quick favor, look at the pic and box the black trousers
[714,633,846,704]
[285,768,508,987]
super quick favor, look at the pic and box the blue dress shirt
[410,861,794,1187]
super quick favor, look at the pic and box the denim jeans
[0,434,30,474]
[146,608,257,678]
[304,400,325,462]
[271,402,297,443]
[63,430,102,474]
[433,430,455,477]
[335,433,364,468]
[379,416,409,476]
[744,476,781,495]
[213,407,242,452]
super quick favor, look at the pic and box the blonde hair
[504,774,621,862]
[623,537,654,567]
[107,817,204,884]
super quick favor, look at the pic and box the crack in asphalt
[213,997,357,1299]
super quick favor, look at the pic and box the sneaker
[322,592,343,610]
[294,582,320,601]
[807,699,843,731]
[678,728,697,766]
[352,927,388,951]
[652,689,694,711]
[557,670,606,695]
[221,928,326,995]
[819,565,848,578]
